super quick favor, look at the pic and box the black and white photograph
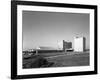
[11,1,97,79]
[22,11,90,69]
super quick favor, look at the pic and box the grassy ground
[46,52,89,67]
[23,51,89,68]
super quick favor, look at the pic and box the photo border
[11,0,97,79]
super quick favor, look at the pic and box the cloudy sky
[22,11,89,50]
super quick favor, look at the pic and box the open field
[23,51,89,68]
[46,52,89,67]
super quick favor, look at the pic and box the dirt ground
[23,51,89,68]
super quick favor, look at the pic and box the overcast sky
[22,11,89,50]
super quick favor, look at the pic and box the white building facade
[74,37,85,52]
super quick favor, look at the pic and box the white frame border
[17,5,94,75]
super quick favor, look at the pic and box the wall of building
[58,40,72,51]
[63,40,72,51]
[74,37,85,52]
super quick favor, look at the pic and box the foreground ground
[45,52,89,67]
[23,51,89,68]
